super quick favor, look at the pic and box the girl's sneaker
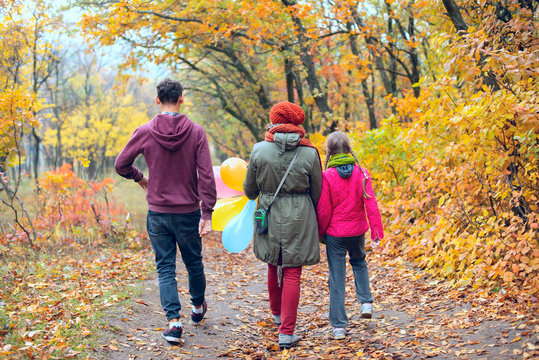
[279,333,300,349]
[360,303,373,318]
[273,314,281,326]
[333,327,346,340]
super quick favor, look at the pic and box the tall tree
[25,2,59,179]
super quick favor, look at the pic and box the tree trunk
[87,152,97,180]
[285,58,295,103]
[55,123,62,169]
[293,70,305,107]
[32,128,41,179]
[350,6,397,113]
[292,69,312,133]
[347,28,378,129]
[361,78,377,129]
[386,8,398,98]
[442,0,500,90]
[408,15,421,98]
[282,0,334,133]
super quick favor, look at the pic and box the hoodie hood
[273,133,301,156]
[149,113,194,151]
[336,164,354,179]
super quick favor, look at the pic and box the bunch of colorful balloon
[212,158,256,253]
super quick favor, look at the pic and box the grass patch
[0,177,37,232]
[111,178,148,233]
[2,175,148,236]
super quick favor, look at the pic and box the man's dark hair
[156,78,183,104]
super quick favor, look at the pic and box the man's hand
[199,219,212,236]
[137,176,148,192]
[371,238,382,252]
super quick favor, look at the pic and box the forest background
[0,0,537,358]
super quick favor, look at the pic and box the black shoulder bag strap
[267,148,299,211]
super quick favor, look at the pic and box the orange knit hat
[269,101,305,125]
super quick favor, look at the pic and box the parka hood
[149,113,194,151]
[273,133,301,156]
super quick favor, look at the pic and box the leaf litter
[91,231,538,359]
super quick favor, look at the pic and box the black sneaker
[191,300,207,325]
[161,325,182,344]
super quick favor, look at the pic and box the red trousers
[267,264,302,335]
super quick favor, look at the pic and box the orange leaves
[108,344,120,351]
[135,299,148,306]
[23,163,128,247]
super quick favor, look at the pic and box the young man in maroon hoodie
[115,79,216,344]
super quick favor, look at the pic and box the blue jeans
[326,234,373,328]
[147,210,206,321]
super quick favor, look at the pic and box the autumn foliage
[0,13,40,165]
[0,0,538,358]
[0,164,150,358]
[1,164,134,248]
[34,164,126,245]
[339,2,539,301]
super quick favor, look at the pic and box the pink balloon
[213,166,244,199]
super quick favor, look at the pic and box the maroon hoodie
[114,113,216,220]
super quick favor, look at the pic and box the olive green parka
[243,133,322,267]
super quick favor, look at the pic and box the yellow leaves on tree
[42,72,150,178]
[0,87,39,164]
[341,1,539,300]
[0,13,41,165]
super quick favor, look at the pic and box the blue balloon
[222,200,256,253]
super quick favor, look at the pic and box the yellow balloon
[221,158,248,191]
[212,196,248,231]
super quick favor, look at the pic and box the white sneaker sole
[161,334,181,343]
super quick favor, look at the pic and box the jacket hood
[273,133,301,156]
[149,114,194,151]
[336,164,354,179]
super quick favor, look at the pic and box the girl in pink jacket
[316,131,384,340]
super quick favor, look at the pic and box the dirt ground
[92,232,539,359]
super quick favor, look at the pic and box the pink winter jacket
[316,165,384,240]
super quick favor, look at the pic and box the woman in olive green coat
[243,101,322,349]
